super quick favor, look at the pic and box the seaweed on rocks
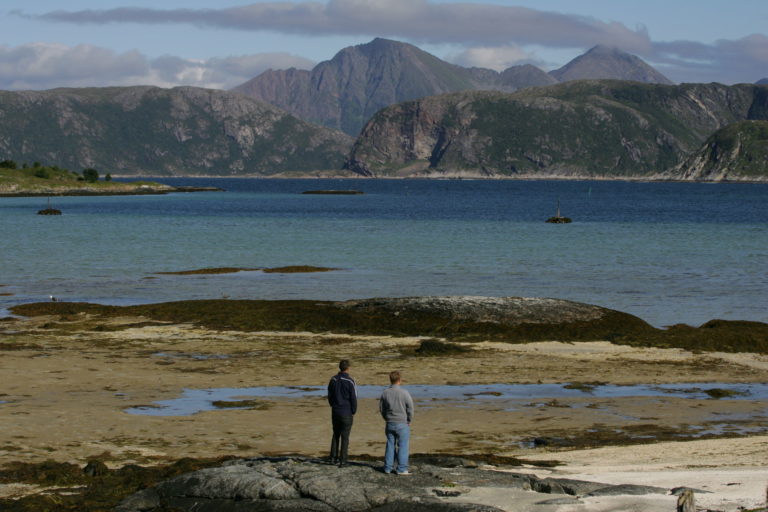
[10,297,768,353]
[415,339,471,356]
[0,457,233,512]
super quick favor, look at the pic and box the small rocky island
[545,199,572,223]
[302,189,364,195]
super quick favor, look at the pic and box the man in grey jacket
[378,370,414,475]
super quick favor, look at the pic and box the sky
[1,0,767,91]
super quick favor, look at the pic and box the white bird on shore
[49,295,58,302]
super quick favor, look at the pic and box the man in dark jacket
[327,359,357,467]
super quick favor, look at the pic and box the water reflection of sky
[125,382,768,417]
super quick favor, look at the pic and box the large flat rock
[115,457,671,512]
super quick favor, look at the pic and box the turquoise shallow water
[1,178,766,327]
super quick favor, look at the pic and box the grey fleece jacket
[379,384,414,424]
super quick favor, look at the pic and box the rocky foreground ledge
[116,456,678,512]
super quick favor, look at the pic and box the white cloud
[652,34,768,84]
[451,45,532,71]
[22,1,653,52]
[0,42,314,90]
[11,2,768,84]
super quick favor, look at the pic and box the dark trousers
[330,413,354,462]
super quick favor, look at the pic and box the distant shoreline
[0,185,222,198]
[110,173,768,184]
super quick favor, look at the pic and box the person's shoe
[338,461,347,468]
[395,471,411,475]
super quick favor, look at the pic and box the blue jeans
[384,422,410,473]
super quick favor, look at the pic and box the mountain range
[345,81,768,179]
[0,86,351,176]
[233,39,671,136]
[1,38,766,181]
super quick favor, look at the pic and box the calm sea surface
[1,178,766,327]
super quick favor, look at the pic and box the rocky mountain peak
[550,45,673,84]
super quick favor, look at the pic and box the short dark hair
[339,359,350,371]
[389,371,401,384]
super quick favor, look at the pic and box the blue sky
[2,0,767,90]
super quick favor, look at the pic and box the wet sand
[1,313,767,509]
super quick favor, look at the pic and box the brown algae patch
[414,339,472,356]
[0,457,233,511]
[155,267,261,275]
[155,265,337,276]
[261,265,337,273]
[211,399,271,410]
[10,299,768,353]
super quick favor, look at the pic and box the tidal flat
[1,301,767,510]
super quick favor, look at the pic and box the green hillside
[0,163,170,195]
[0,86,353,176]
[671,120,768,180]
[346,81,768,179]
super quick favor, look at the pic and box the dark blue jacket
[327,372,357,416]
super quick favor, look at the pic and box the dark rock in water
[82,460,109,477]
[671,486,712,495]
[171,186,224,193]
[433,489,463,497]
[302,190,364,195]
[37,208,61,215]
[545,216,572,223]
[586,483,669,496]
[115,456,671,512]
[536,497,583,505]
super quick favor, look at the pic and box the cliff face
[668,120,768,181]
[0,86,353,176]
[345,81,768,179]
[233,39,672,137]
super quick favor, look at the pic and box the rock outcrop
[667,120,768,181]
[345,81,768,179]
[335,297,611,325]
[115,456,670,512]
[0,86,353,176]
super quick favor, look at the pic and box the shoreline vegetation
[0,164,222,197]
[108,173,768,183]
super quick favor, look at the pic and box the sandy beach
[1,311,767,509]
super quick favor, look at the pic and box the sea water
[124,382,768,416]
[1,178,766,327]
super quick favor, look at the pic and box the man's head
[389,370,401,385]
[339,359,350,372]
